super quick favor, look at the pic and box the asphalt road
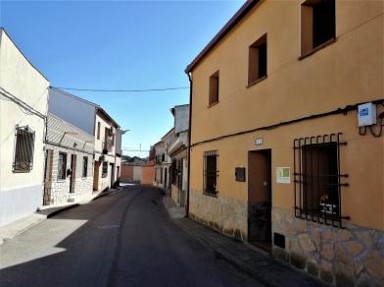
[0,185,266,287]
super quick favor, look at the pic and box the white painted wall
[0,29,50,226]
[133,166,141,181]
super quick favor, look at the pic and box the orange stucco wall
[189,0,383,230]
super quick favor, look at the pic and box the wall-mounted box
[235,167,246,182]
[358,103,376,127]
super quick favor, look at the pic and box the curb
[174,218,328,287]
[46,203,80,218]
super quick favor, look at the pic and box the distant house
[185,1,383,286]
[48,88,122,192]
[152,130,173,190]
[43,113,94,206]
[121,156,147,183]
[168,104,189,207]
[0,29,50,226]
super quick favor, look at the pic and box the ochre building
[185,1,383,286]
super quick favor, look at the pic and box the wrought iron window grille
[13,125,35,173]
[203,150,219,196]
[293,133,349,228]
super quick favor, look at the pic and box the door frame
[247,149,272,251]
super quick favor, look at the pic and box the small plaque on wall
[235,167,246,182]
[276,167,290,184]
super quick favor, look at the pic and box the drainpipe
[185,72,193,218]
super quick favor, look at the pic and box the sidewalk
[0,187,121,246]
[162,196,328,287]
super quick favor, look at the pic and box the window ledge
[12,170,32,173]
[299,38,337,61]
[208,101,219,108]
[247,75,267,88]
[203,191,218,198]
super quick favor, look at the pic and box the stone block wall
[189,190,248,240]
[272,208,384,287]
[47,145,93,206]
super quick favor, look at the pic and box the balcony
[102,137,113,154]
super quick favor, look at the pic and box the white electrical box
[358,103,376,127]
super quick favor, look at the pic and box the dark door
[248,149,272,251]
[93,161,100,191]
[70,154,77,193]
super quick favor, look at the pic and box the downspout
[185,71,193,218]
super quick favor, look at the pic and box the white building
[153,129,173,190]
[43,113,94,206]
[168,104,189,207]
[48,88,122,192]
[0,29,50,226]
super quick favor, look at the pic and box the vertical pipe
[293,139,297,217]
[185,72,193,218]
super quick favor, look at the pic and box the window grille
[82,156,88,177]
[293,133,349,227]
[177,159,183,190]
[13,126,35,172]
[203,150,218,195]
[58,152,67,180]
[102,161,108,178]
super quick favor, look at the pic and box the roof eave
[185,0,259,74]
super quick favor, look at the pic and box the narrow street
[0,185,265,287]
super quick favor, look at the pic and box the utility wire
[52,86,189,93]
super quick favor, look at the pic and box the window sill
[208,101,219,108]
[12,170,32,173]
[247,75,267,88]
[299,38,337,61]
[203,191,218,198]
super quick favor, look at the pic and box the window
[13,126,35,172]
[58,152,67,180]
[171,159,177,185]
[248,34,267,85]
[203,151,218,195]
[293,133,348,227]
[301,0,335,56]
[97,122,101,140]
[177,159,183,190]
[82,156,88,177]
[209,71,219,106]
[102,161,108,178]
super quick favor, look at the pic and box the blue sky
[1,0,245,157]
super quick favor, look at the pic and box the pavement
[1,185,327,287]
[0,187,122,246]
[162,195,328,287]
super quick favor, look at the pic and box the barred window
[293,133,348,227]
[102,161,108,178]
[58,152,67,180]
[177,159,183,190]
[82,156,88,177]
[171,159,177,185]
[203,151,218,196]
[13,126,35,173]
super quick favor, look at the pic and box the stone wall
[189,190,248,241]
[47,144,93,206]
[272,208,384,287]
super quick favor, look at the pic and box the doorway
[248,149,272,252]
[93,161,100,191]
[110,163,115,188]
